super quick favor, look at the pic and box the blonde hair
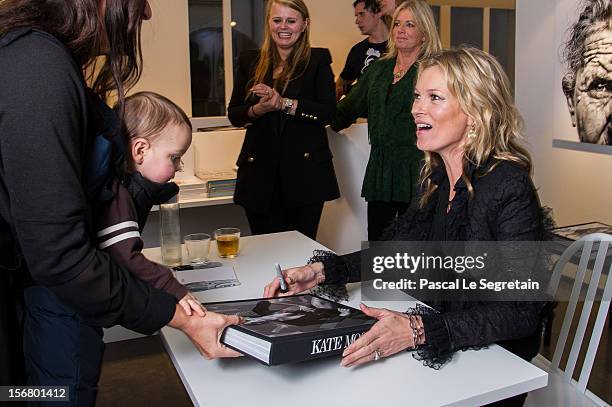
[417,47,532,207]
[120,91,191,143]
[383,0,441,61]
[250,0,311,94]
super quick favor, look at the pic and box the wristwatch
[282,98,294,114]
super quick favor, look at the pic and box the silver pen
[275,263,289,293]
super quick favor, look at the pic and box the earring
[467,127,477,139]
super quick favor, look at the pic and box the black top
[312,160,551,367]
[228,48,340,213]
[340,38,388,82]
[0,28,176,334]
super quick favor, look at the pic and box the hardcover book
[204,294,376,366]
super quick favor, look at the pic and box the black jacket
[0,28,175,334]
[316,160,551,367]
[228,48,340,213]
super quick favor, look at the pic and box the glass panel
[189,0,225,117]
[450,7,483,49]
[188,0,267,117]
[430,5,441,34]
[231,0,267,81]
[489,8,516,89]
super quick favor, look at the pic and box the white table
[143,231,547,407]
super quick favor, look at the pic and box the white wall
[516,0,612,227]
[319,124,370,255]
[132,0,192,115]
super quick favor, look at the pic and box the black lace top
[311,160,553,368]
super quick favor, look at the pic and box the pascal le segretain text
[373,278,540,292]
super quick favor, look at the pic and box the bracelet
[281,97,294,114]
[408,314,425,348]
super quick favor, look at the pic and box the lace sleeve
[405,304,455,369]
[307,250,362,302]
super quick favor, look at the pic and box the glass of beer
[214,227,240,258]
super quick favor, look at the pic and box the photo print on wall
[560,0,611,145]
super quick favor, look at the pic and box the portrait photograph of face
[562,0,611,145]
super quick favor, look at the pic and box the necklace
[393,63,408,81]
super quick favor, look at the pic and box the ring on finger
[373,349,381,361]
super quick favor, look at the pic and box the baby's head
[121,92,192,183]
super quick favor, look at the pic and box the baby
[96,91,204,317]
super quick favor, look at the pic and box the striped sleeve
[97,220,140,249]
[95,179,188,300]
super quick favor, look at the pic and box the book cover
[204,294,376,366]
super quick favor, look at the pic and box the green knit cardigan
[332,57,423,203]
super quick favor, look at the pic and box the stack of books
[196,169,237,198]
[172,174,207,201]
[550,222,612,257]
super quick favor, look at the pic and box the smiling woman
[264,48,553,407]
[227,0,339,240]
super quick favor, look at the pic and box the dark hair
[353,0,381,14]
[0,0,149,111]
[120,91,192,143]
[563,0,611,74]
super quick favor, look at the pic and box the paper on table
[174,266,241,292]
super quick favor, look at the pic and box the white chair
[525,233,612,407]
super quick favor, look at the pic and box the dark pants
[246,201,325,240]
[0,270,27,387]
[367,200,410,241]
[23,286,104,407]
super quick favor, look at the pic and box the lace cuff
[308,250,349,302]
[406,305,454,369]
[308,250,350,285]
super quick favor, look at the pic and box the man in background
[336,0,389,100]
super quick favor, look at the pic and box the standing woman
[0,0,240,401]
[228,0,339,240]
[331,0,441,241]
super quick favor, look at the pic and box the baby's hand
[179,292,207,317]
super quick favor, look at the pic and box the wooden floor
[98,300,611,407]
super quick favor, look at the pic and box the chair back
[548,233,612,394]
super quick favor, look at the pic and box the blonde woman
[332,0,441,241]
[266,48,550,405]
[228,0,339,240]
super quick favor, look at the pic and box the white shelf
[151,195,233,211]
[552,139,612,155]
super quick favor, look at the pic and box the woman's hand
[179,292,207,317]
[263,262,325,297]
[341,304,415,368]
[250,84,282,114]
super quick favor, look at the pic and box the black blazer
[228,48,340,213]
[315,160,552,367]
